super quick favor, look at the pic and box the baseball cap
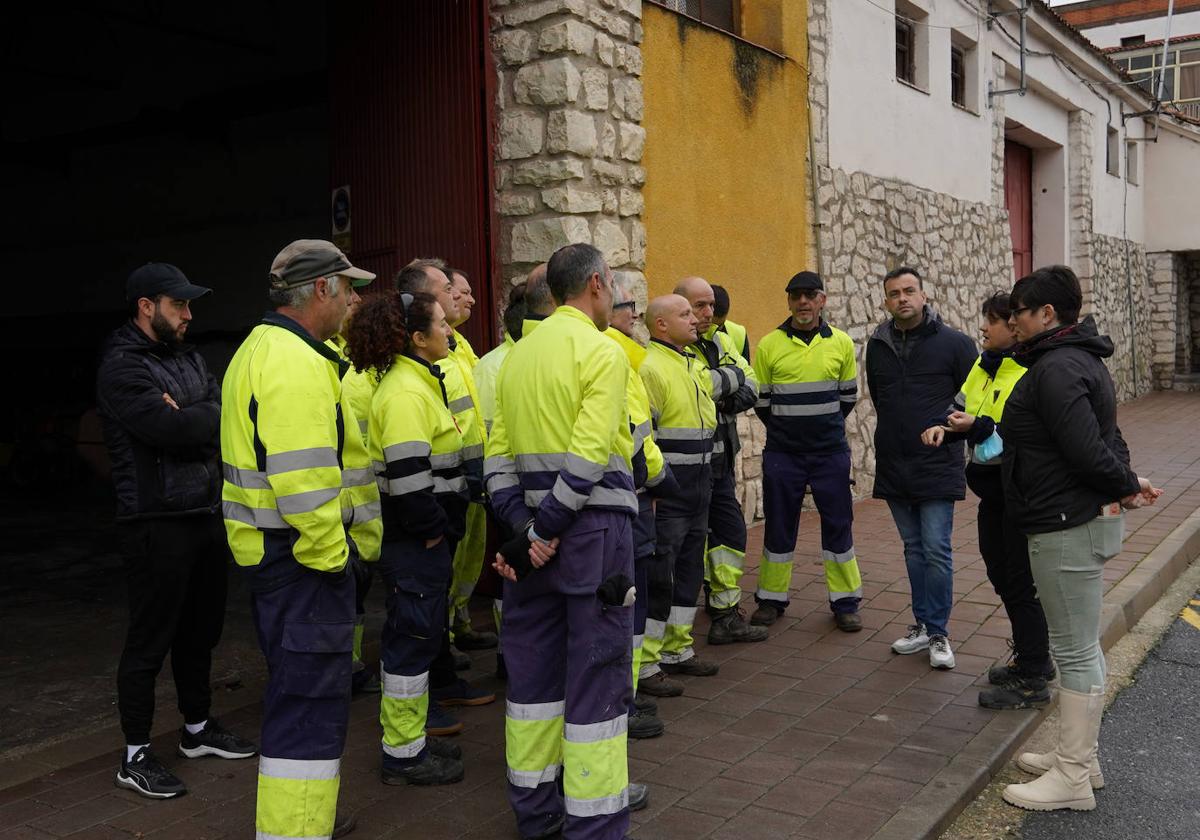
[785,271,824,293]
[269,239,376,290]
[126,263,211,304]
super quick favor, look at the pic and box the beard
[150,309,185,345]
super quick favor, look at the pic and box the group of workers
[96,237,1160,840]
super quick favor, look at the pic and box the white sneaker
[891,623,929,655]
[929,635,956,669]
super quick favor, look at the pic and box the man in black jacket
[97,263,255,800]
[865,267,976,671]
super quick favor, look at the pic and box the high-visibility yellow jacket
[485,305,635,539]
[437,329,486,498]
[711,319,750,363]
[371,353,468,541]
[954,353,1026,465]
[691,327,757,470]
[473,333,515,434]
[753,319,858,455]
[327,334,377,448]
[221,312,382,572]
[639,338,715,500]
[604,328,668,493]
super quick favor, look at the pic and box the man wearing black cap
[98,263,257,800]
[750,271,865,632]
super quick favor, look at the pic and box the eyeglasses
[1010,306,1033,317]
[613,300,637,313]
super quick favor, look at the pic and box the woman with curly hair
[346,290,468,787]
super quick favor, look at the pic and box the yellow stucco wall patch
[641,3,810,351]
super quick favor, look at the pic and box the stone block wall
[491,0,647,304]
[1149,251,1181,389]
[1088,235,1153,401]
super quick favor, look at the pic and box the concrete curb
[869,507,1200,840]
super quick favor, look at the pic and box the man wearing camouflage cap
[221,240,382,839]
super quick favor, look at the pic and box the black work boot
[989,658,1056,685]
[332,810,357,837]
[750,601,784,627]
[633,693,658,716]
[708,608,769,645]
[381,751,465,786]
[638,672,684,697]
[628,708,665,739]
[659,657,719,677]
[978,674,1052,710]
[833,611,863,633]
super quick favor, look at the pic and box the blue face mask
[975,429,1004,462]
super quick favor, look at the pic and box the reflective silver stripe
[433,476,467,493]
[840,393,858,403]
[708,547,745,570]
[709,589,741,609]
[387,472,434,495]
[259,756,340,781]
[341,467,373,487]
[763,550,793,565]
[771,403,840,416]
[488,474,521,493]
[526,486,637,512]
[711,439,726,455]
[358,418,368,436]
[659,647,695,664]
[551,478,590,511]
[667,605,695,627]
[276,486,341,516]
[632,634,645,650]
[954,390,967,408]
[663,452,710,466]
[655,427,713,440]
[771,381,839,394]
[565,453,606,483]
[633,419,652,440]
[644,468,666,488]
[508,764,562,788]
[461,443,484,462]
[384,441,431,461]
[831,587,864,600]
[644,618,666,640]
[564,715,627,743]
[382,736,425,759]
[257,832,329,840]
[448,395,474,413]
[506,700,565,721]
[223,500,287,530]
[223,463,271,490]
[756,586,787,601]
[517,453,565,472]
[822,547,857,564]
[266,447,339,475]
[755,396,770,409]
[485,455,517,475]
[351,500,381,523]
[839,379,857,390]
[566,789,629,818]
[383,670,429,699]
[429,452,463,469]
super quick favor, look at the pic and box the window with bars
[896,18,915,85]
[650,0,738,35]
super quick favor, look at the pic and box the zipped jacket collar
[262,311,349,377]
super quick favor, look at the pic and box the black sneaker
[381,751,464,786]
[659,657,719,677]
[988,660,1056,685]
[978,674,1052,710]
[178,719,257,760]
[115,747,187,799]
[708,608,769,645]
[628,708,665,739]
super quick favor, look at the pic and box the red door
[329,1,499,351]
[1004,140,1033,280]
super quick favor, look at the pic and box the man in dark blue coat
[865,267,976,671]
[97,263,256,800]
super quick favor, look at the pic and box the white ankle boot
[1016,750,1104,789]
[1003,686,1103,811]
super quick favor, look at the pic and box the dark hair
[345,290,439,375]
[503,285,528,340]
[525,270,555,316]
[1011,265,1082,325]
[712,284,731,318]
[981,291,1012,321]
[883,266,922,287]
[547,243,606,304]
[395,258,448,294]
[447,268,469,284]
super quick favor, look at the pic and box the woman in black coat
[998,265,1160,813]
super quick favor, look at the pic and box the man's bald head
[524,262,554,317]
[646,294,698,348]
[673,276,716,333]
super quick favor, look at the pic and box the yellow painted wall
[641,2,810,351]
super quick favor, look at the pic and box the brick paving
[1,391,1198,839]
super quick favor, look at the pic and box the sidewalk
[1,391,1198,840]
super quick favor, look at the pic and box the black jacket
[865,307,977,502]
[96,321,221,520]
[1001,317,1139,534]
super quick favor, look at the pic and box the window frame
[1113,43,1200,106]
[896,17,916,86]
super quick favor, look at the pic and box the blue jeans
[886,500,955,638]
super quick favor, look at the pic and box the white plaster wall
[1078,11,1200,49]
[827,0,993,204]
[1143,123,1200,251]
[1093,113,1147,241]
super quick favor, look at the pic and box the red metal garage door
[329,1,498,351]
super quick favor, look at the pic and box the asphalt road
[1020,588,1200,839]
